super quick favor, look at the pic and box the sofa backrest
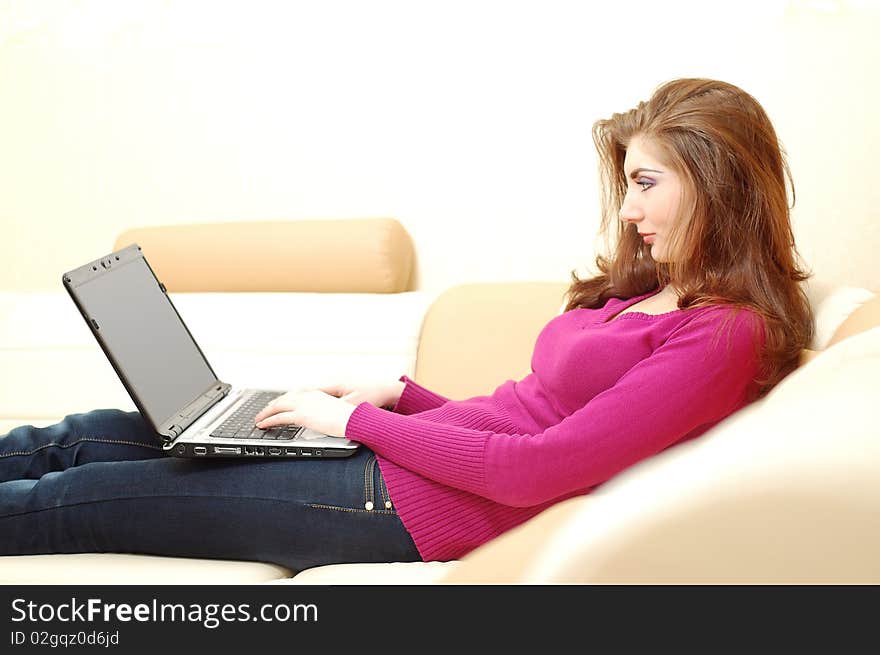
[415,281,880,400]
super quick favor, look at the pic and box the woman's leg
[0,409,166,482]
[0,411,420,571]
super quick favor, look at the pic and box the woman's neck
[658,284,681,299]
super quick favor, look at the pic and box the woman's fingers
[253,404,271,423]
[254,395,287,423]
[255,410,298,429]
[317,384,346,398]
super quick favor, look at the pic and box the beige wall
[1,0,878,295]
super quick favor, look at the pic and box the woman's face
[618,135,684,263]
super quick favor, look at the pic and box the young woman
[0,78,813,570]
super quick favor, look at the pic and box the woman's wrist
[383,380,406,410]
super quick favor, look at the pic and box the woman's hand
[254,389,358,438]
[319,380,406,410]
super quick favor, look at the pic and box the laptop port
[193,446,207,455]
[268,447,282,456]
[300,448,313,456]
[213,446,241,455]
[285,448,299,456]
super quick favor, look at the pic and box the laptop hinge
[160,382,231,441]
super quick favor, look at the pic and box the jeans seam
[0,437,163,459]
[363,453,376,510]
[378,469,390,509]
[0,494,321,521]
[308,502,397,515]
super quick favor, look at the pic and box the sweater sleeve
[345,308,764,507]
[390,374,453,415]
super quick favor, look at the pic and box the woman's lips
[641,233,656,243]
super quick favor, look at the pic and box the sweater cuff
[390,374,451,415]
[344,401,489,496]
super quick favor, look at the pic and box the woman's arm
[347,309,764,507]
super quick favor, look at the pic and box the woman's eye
[637,180,653,191]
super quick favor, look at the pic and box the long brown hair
[565,78,814,399]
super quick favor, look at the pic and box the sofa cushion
[266,561,458,585]
[0,554,291,585]
[810,286,877,349]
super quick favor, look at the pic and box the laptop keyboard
[209,391,304,441]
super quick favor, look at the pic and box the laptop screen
[71,256,218,429]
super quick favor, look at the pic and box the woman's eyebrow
[627,167,663,179]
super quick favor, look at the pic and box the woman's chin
[647,243,669,262]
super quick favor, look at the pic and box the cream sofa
[1,219,878,584]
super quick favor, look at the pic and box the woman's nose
[619,203,642,224]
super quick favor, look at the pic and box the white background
[1,0,878,294]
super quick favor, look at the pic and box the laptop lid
[62,244,231,444]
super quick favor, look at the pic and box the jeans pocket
[307,451,396,516]
[362,453,394,513]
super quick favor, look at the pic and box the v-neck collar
[602,288,670,324]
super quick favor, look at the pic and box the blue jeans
[0,409,421,572]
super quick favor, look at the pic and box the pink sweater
[344,290,765,561]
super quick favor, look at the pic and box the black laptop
[62,243,360,459]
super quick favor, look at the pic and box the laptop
[62,243,360,460]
